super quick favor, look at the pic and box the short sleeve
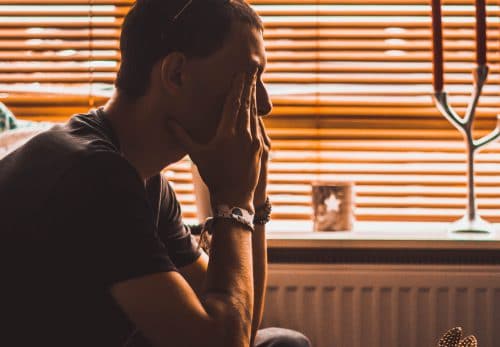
[156,175,201,268]
[49,152,177,286]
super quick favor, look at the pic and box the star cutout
[324,193,341,212]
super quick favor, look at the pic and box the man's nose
[257,82,273,117]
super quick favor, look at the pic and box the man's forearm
[250,223,267,346]
[203,218,255,347]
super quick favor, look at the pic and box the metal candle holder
[433,64,500,234]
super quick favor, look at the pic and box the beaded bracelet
[253,196,272,225]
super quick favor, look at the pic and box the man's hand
[168,70,262,213]
[254,117,271,208]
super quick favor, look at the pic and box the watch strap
[212,204,255,231]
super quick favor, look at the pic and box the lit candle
[475,0,487,65]
[431,0,444,92]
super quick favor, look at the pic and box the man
[0,0,312,346]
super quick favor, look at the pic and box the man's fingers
[167,120,199,154]
[217,73,245,136]
[258,117,271,149]
[238,70,257,133]
[250,84,259,143]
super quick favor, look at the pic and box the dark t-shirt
[0,108,201,346]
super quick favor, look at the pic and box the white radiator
[262,264,500,347]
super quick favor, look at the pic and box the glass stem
[466,134,477,221]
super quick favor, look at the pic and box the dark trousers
[255,327,312,347]
[126,326,311,347]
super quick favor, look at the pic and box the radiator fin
[262,264,500,347]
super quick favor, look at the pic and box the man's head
[115,0,272,144]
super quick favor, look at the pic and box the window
[1,0,499,226]
[0,0,126,119]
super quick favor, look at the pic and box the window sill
[266,221,500,251]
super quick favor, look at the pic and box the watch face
[231,208,243,216]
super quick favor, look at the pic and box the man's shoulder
[43,111,119,156]
[0,124,120,186]
[1,110,118,166]
[0,112,134,224]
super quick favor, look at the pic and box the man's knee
[255,327,312,347]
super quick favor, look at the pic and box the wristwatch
[212,204,255,231]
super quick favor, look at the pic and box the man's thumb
[167,121,197,153]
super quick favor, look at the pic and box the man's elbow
[202,293,253,347]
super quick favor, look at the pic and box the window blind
[1,0,499,225]
[0,0,127,120]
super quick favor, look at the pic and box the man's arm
[179,224,267,347]
[179,249,209,297]
[249,117,272,346]
[250,223,267,346]
[111,219,254,347]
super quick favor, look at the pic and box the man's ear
[160,52,187,95]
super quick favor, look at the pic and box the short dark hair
[115,0,263,99]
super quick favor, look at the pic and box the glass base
[448,215,496,236]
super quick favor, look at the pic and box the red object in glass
[431,0,444,92]
[475,0,487,65]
